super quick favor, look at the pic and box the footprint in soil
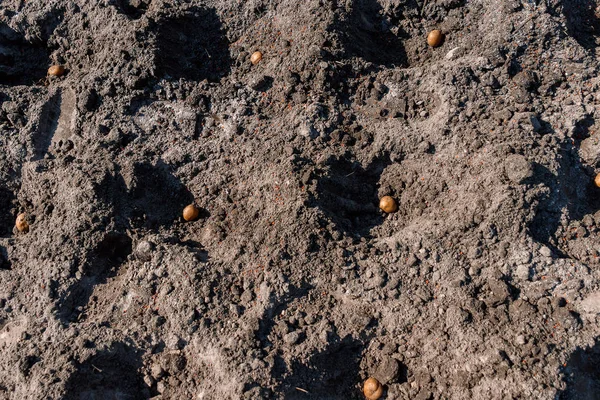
[154,6,232,82]
[0,24,50,86]
[58,232,132,323]
[63,341,149,400]
[309,154,391,237]
[275,335,364,399]
[559,339,600,399]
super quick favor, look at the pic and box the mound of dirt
[1,0,600,399]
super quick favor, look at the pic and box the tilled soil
[1,0,600,399]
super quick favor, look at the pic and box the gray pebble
[135,240,154,262]
[504,154,533,183]
[539,246,552,258]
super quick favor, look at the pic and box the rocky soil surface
[1,0,600,399]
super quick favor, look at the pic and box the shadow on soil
[561,0,600,53]
[0,24,50,86]
[0,184,15,237]
[310,153,391,237]
[528,122,600,255]
[559,339,600,399]
[58,161,193,323]
[64,342,149,400]
[155,6,232,82]
[98,161,194,230]
[332,0,408,67]
[0,245,10,270]
[112,0,149,19]
[277,335,365,399]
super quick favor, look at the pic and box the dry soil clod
[183,204,200,222]
[48,65,65,77]
[15,213,29,233]
[363,377,383,400]
[250,51,263,65]
[379,196,398,213]
[594,173,600,188]
[427,29,443,47]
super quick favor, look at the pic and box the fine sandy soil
[1,0,600,399]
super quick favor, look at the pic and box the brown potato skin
[15,213,29,233]
[250,51,263,65]
[427,30,443,47]
[379,196,398,213]
[363,377,383,400]
[48,65,65,77]
[183,205,200,222]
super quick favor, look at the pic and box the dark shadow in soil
[64,342,149,400]
[97,162,194,230]
[528,136,600,255]
[0,184,15,237]
[58,162,193,322]
[0,23,49,86]
[155,6,232,82]
[309,153,391,237]
[561,0,600,53]
[277,334,365,399]
[58,232,132,323]
[558,339,600,399]
[332,0,408,67]
[0,246,10,270]
[113,0,149,20]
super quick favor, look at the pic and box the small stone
[504,154,533,183]
[374,357,400,385]
[283,331,301,345]
[579,292,600,314]
[539,246,552,258]
[407,254,419,267]
[487,279,510,306]
[151,364,165,380]
[135,240,154,262]
[516,264,530,281]
[445,47,461,60]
